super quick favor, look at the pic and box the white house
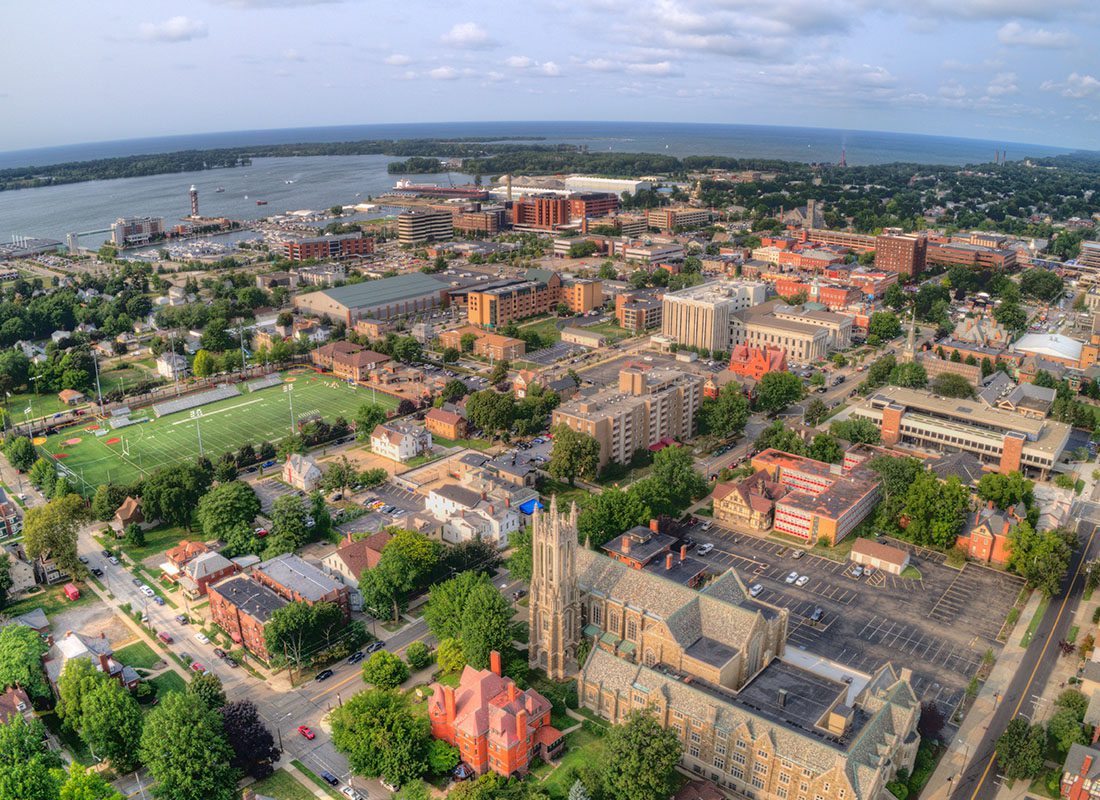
[156,352,190,380]
[283,453,322,492]
[370,422,432,463]
[426,483,521,548]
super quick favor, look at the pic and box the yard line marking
[169,397,265,425]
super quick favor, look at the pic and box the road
[950,500,1100,800]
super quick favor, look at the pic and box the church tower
[528,496,581,680]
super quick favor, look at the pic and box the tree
[359,531,441,623]
[1008,523,1072,596]
[363,650,409,689]
[141,463,211,529]
[425,571,490,641]
[28,458,55,490]
[889,361,927,389]
[458,581,515,671]
[1055,689,1090,722]
[436,638,465,674]
[993,300,1028,332]
[977,471,1034,511]
[460,333,477,353]
[756,371,804,414]
[489,359,510,385]
[57,658,102,729]
[219,700,279,780]
[754,420,807,455]
[830,417,881,445]
[465,390,514,436]
[140,692,238,800]
[865,354,896,388]
[901,472,970,549]
[1020,269,1064,302]
[22,493,85,580]
[270,493,310,551]
[81,677,144,772]
[330,688,430,789]
[187,672,227,709]
[808,433,843,464]
[192,349,216,378]
[996,718,1045,781]
[506,526,533,583]
[0,717,63,800]
[91,483,130,521]
[602,711,682,800]
[197,480,260,538]
[568,780,593,800]
[406,641,432,671]
[868,311,903,345]
[356,402,387,441]
[917,702,946,743]
[2,437,35,472]
[1048,708,1088,755]
[0,555,11,610]
[578,487,651,548]
[698,383,749,439]
[264,601,346,670]
[547,424,601,485]
[428,739,460,776]
[650,445,708,510]
[59,764,125,800]
[124,523,145,548]
[440,379,467,404]
[804,398,829,426]
[930,372,975,399]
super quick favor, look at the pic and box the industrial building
[294,272,451,324]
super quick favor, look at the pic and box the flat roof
[305,273,447,311]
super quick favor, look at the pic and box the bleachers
[152,384,241,418]
[246,374,283,393]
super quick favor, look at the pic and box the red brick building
[428,651,562,777]
[568,193,620,219]
[512,196,570,230]
[253,553,351,621]
[875,233,927,277]
[208,576,287,662]
[955,502,1021,566]
[727,344,788,381]
[283,233,374,261]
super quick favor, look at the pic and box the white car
[140,585,155,597]
[749,583,764,597]
[795,575,810,587]
[696,543,714,556]
[341,788,364,800]
[194,632,210,645]
[785,571,798,584]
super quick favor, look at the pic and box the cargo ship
[255,200,268,206]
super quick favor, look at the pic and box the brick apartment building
[428,650,562,777]
[283,232,374,261]
[311,341,390,381]
[926,241,1016,270]
[875,233,927,277]
[439,325,526,361]
[465,270,600,327]
[616,293,663,331]
[512,195,570,230]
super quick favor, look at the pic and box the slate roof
[256,553,342,601]
[211,575,287,622]
[1064,743,1100,780]
[185,551,234,580]
[433,484,484,509]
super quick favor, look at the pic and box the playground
[37,370,398,491]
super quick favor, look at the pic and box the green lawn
[149,670,187,698]
[107,522,192,563]
[1021,594,1051,647]
[3,583,96,619]
[249,769,318,800]
[37,370,399,492]
[539,726,607,799]
[5,388,70,419]
[40,711,95,766]
[430,435,494,451]
[98,363,161,396]
[115,640,163,670]
[537,478,591,509]
[580,321,634,343]
[518,316,563,343]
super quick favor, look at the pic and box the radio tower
[189,185,199,217]
[838,148,847,168]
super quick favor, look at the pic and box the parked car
[213,648,226,659]
[366,641,385,654]
[749,584,764,597]
[194,632,210,645]
[849,565,864,578]
[175,614,190,624]
[108,556,119,565]
[791,549,805,560]
[100,549,112,558]
[297,725,315,740]
[340,788,364,800]
[785,571,798,584]
[696,543,714,556]
[795,575,810,587]
[254,527,268,538]
[157,632,173,644]
[132,578,142,587]
[225,657,238,668]
[348,651,365,664]
[140,585,155,597]
[315,669,334,682]
[680,537,697,550]
[190,662,206,674]
[320,771,340,787]
[78,555,89,564]
[153,596,165,606]
[810,607,824,622]
[91,568,103,577]
[262,460,277,468]
[512,589,527,601]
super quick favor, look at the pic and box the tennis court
[38,371,398,491]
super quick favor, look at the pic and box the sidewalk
[922,590,1043,800]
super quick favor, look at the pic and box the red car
[190,662,206,674]
[297,725,315,740]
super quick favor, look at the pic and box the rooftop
[212,575,286,621]
[304,273,447,311]
[257,553,342,601]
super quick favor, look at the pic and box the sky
[2,0,1100,152]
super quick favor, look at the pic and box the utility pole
[190,409,205,457]
[284,383,295,435]
[92,349,104,409]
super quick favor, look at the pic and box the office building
[616,293,663,331]
[396,209,454,244]
[661,281,768,353]
[282,232,374,261]
[110,216,165,247]
[569,192,620,219]
[1078,241,1100,270]
[560,278,604,313]
[526,500,919,800]
[512,195,570,230]
[295,272,450,324]
[622,241,686,264]
[646,207,712,231]
[551,366,704,467]
[875,233,927,277]
[465,269,600,327]
[730,303,851,361]
[846,385,1071,478]
[440,203,507,236]
[926,241,1016,270]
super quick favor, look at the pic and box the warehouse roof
[306,273,446,311]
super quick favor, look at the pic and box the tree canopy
[139,692,238,800]
[547,424,601,486]
[23,493,86,580]
[602,711,682,800]
[331,688,430,789]
[0,622,50,700]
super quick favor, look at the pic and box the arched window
[644,649,657,667]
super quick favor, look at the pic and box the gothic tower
[528,496,581,680]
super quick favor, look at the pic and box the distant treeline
[0,136,550,192]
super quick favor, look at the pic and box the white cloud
[505,56,533,68]
[208,0,348,6]
[485,71,506,82]
[986,72,1019,96]
[139,16,208,42]
[384,53,412,66]
[626,61,679,76]
[282,48,305,62]
[440,22,496,49]
[583,58,620,72]
[538,61,562,77]
[938,80,967,98]
[428,66,460,80]
[1042,72,1100,98]
[894,0,1082,20]
[996,21,1076,48]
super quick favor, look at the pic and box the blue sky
[2,0,1099,152]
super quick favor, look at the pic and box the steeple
[528,496,581,680]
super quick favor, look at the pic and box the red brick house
[727,344,788,381]
[178,552,239,598]
[208,576,287,661]
[428,651,562,777]
[253,553,350,620]
[955,502,1021,566]
[424,407,468,440]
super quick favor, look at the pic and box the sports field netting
[38,372,399,492]
[246,374,283,393]
[153,384,241,417]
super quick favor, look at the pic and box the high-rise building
[875,233,927,277]
[396,209,454,244]
[661,280,768,353]
[1079,241,1100,270]
[110,217,165,247]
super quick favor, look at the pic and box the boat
[256,200,268,206]
[214,187,225,193]
[285,180,294,184]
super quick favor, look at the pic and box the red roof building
[428,650,562,777]
[727,344,788,381]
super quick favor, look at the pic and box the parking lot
[687,522,1024,725]
[525,341,586,365]
[335,483,425,537]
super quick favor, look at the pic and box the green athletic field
[37,371,398,492]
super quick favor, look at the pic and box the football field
[37,371,398,492]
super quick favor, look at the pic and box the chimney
[490,650,502,677]
[666,553,674,571]
[100,631,106,639]
[987,499,994,510]
[1082,755,1094,777]
[444,685,456,724]
[622,535,631,554]
[98,652,110,674]
[680,544,688,562]
[489,504,495,515]
[778,689,788,708]
[509,682,518,704]
[505,497,510,508]
[1002,518,1011,537]
[649,518,660,533]
[1007,504,1016,519]
[345,531,352,546]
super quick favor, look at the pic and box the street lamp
[283,383,295,435]
[190,409,204,457]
